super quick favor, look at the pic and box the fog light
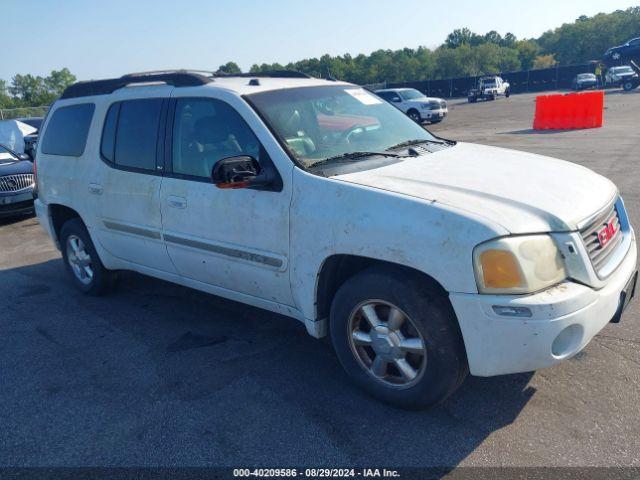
[492,306,532,317]
[551,324,584,358]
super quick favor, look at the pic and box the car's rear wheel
[330,266,468,409]
[623,80,635,91]
[407,109,421,123]
[60,218,115,295]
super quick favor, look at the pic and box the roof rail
[60,70,214,99]
[213,70,312,79]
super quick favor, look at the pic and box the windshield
[247,85,438,170]
[0,145,18,163]
[399,89,426,100]
[578,74,595,79]
[612,67,634,74]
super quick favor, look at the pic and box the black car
[0,143,36,218]
[16,117,44,160]
[604,37,640,63]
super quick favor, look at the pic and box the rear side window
[100,98,163,171]
[41,103,95,156]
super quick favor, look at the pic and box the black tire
[329,266,468,409]
[623,81,634,92]
[407,109,421,123]
[505,88,511,98]
[468,97,476,103]
[60,218,116,295]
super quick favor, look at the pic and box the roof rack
[60,70,214,99]
[60,69,314,99]
[213,70,312,79]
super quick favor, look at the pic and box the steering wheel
[341,124,366,145]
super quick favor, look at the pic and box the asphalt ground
[1,88,639,469]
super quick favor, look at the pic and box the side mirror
[391,97,402,103]
[211,155,274,190]
[18,153,30,161]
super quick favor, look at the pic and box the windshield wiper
[308,151,409,168]
[386,138,446,151]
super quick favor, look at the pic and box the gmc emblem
[597,218,618,247]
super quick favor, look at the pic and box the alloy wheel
[66,235,94,285]
[347,300,427,388]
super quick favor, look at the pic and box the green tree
[533,54,557,69]
[217,61,242,74]
[515,40,540,70]
[172,6,640,85]
[44,68,76,96]
[484,30,503,45]
[9,74,49,104]
[538,6,640,64]
[445,28,474,48]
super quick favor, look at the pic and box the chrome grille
[580,202,623,273]
[0,174,35,193]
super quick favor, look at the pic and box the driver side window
[171,98,262,179]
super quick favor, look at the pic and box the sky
[1,0,638,82]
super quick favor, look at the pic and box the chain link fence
[0,106,49,121]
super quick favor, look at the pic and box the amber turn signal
[479,249,523,289]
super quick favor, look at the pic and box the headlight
[473,235,567,294]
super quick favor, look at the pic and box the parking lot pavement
[1,89,639,469]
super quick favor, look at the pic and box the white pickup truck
[35,71,636,409]
[468,75,511,102]
[375,88,447,124]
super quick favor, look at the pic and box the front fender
[289,168,506,321]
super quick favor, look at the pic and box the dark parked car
[16,117,44,160]
[0,143,36,218]
[572,73,598,90]
[604,37,640,63]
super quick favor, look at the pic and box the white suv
[35,70,637,409]
[375,88,447,124]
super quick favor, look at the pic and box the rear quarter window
[41,103,95,156]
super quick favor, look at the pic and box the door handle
[167,196,187,209]
[88,183,103,195]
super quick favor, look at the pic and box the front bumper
[0,190,35,217]
[420,109,448,121]
[450,238,637,376]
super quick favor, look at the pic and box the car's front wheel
[60,218,116,295]
[407,110,422,123]
[330,266,468,409]
[623,80,635,91]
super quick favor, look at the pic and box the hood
[407,97,443,104]
[333,142,616,234]
[0,158,34,176]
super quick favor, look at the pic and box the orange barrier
[533,91,604,130]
